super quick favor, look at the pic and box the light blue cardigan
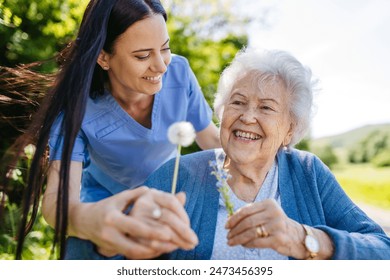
[65,148,390,259]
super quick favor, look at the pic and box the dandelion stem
[171,144,182,194]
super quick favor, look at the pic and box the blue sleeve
[184,59,213,132]
[65,237,125,260]
[312,156,390,259]
[48,113,87,162]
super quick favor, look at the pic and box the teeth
[144,76,161,81]
[234,130,260,140]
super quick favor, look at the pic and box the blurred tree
[295,137,310,151]
[164,0,252,105]
[348,130,390,165]
[315,145,338,169]
[0,0,88,71]
[372,149,390,167]
[0,0,88,154]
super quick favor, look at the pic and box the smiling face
[97,14,171,99]
[220,71,294,167]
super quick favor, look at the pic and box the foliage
[348,130,390,165]
[0,0,88,70]
[0,204,55,260]
[295,138,310,151]
[372,149,390,167]
[0,0,88,152]
[0,144,55,259]
[313,145,338,169]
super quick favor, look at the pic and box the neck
[225,157,275,202]
[112,90,155,128]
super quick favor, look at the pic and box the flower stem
[171,144,182,194]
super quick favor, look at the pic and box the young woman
[4,0,219,259]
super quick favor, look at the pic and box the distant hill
[312,123,390,149]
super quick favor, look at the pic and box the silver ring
[152,207,162,219]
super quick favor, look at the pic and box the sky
[242,0,390,138]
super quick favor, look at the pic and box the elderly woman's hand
[225,199,320,259]
[80,187,197,259]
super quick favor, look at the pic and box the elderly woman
[145,48,390,260]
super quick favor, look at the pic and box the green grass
[333,164,390,210]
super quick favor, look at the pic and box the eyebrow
[230,92,280,105]
[132,38,170,53]
[230,92,246,99]
[261,98,280,105]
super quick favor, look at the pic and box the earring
[282,140,289,151]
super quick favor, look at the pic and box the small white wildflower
[24,144,36,160]
[167,121,196,147]
[6,168,22,181]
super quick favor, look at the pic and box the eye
[261,105,275,111]
[135,53,151,60]
[231,100,245,105]
[161,47,171,52]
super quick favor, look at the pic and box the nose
[239,107,258,124]
[150,53,168,73]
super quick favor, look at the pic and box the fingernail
[186,242,197,250]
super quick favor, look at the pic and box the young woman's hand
[82,187,197,259]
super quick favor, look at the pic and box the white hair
[214,48,318,146]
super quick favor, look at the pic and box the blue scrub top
[49,54,213,202]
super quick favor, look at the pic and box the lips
[233,130,261,140]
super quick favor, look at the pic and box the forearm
[43,160,85,237]
[316,225,390,259]
[42,191,92,239]
[195,122,221,150]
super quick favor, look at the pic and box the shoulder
[149,149,216,178]
[163,54,192,86]
[279,148,335,188]
[180,149,216,166]
[170,54,190,67]
[160,149,216,173]
[83,92,115,123]
[281,148,324,166]
[144,149,216,193]
[279,148,331,177]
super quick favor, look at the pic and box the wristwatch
[302,224,320,259]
